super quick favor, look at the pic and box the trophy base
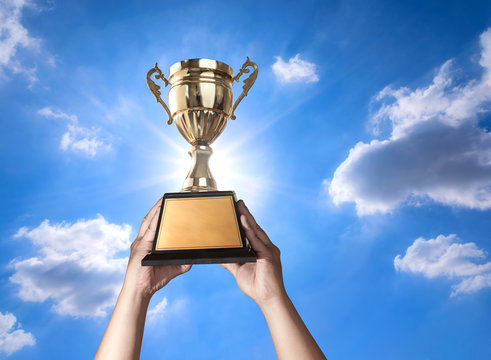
[141,247,257,265]
[142,191,257,266]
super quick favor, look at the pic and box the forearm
[260,294,326,360]
[95,284,150,360]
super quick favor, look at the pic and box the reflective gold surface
[147,57,258,192]
[182,145,217,192]
[231,57,258,120]
[155,196,243,250]
[169,58,234,78]
[168,59,234,145]
[146,63,173,125]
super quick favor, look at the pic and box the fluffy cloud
[60,124,110,157]
[272,54,319,83]
[37,107,111,157]
[10,216,132,317]
[328,28,491,215]
[147,297,168,322]
[395,234,491,296]
[146,297,188,324]
[0,0,40,83]
[0,311,35,355]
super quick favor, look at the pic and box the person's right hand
[124,198,191,300]
[222,200,287,308]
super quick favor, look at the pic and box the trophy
[142,58,258,265]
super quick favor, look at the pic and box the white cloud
[395,234,491,296]
[0,0,40,83]
[10,216,132,317]
[37,106,111,157]
[272,54,319,83]
[0,311,35,355]
[328,28,491,215]
[147,297,188,324]
[147,297,167,322]
[60,124,110,157]
[37,107,78,122]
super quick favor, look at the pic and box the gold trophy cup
[142,58,258,265]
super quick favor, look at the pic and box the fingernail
[241,214,250,229]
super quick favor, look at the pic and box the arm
[95,199,191,360]
[222,201,326,360]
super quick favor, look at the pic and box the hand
[123,198,192,299]
[222,200,286,308]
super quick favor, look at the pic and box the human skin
[222,200,326,360]
[95,199,326,359]
[95,198,191,360]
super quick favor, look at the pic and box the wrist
[121,280,153,306]
[257,290,290,313]
[122,261,155,302]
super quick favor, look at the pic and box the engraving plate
[155,196,243,251]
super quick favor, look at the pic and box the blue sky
[1,0,491,358]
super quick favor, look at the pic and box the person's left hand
[123,198,192,299]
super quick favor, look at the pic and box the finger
[140,205,162,244]
[166,264,193,278]
[153,264,192,286]
[131,207,161,253]
[237,200,258,227]
[240,214,268,256]
[138,197,162,237]
[221,263,240,277]
[238,200,272,245]
[137,198,162,238]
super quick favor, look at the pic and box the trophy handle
[146,62,173,125]
[231,57,258,120]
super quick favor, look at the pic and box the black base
[142,247,257,265]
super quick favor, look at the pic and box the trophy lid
[169,58,234,77]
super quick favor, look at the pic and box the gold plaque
[155,196,243,251]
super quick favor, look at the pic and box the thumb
[240,214,267,256]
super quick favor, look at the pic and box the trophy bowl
[147,57,258,192]
[169,58,234,145]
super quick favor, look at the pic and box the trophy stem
[182,145,218,192]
